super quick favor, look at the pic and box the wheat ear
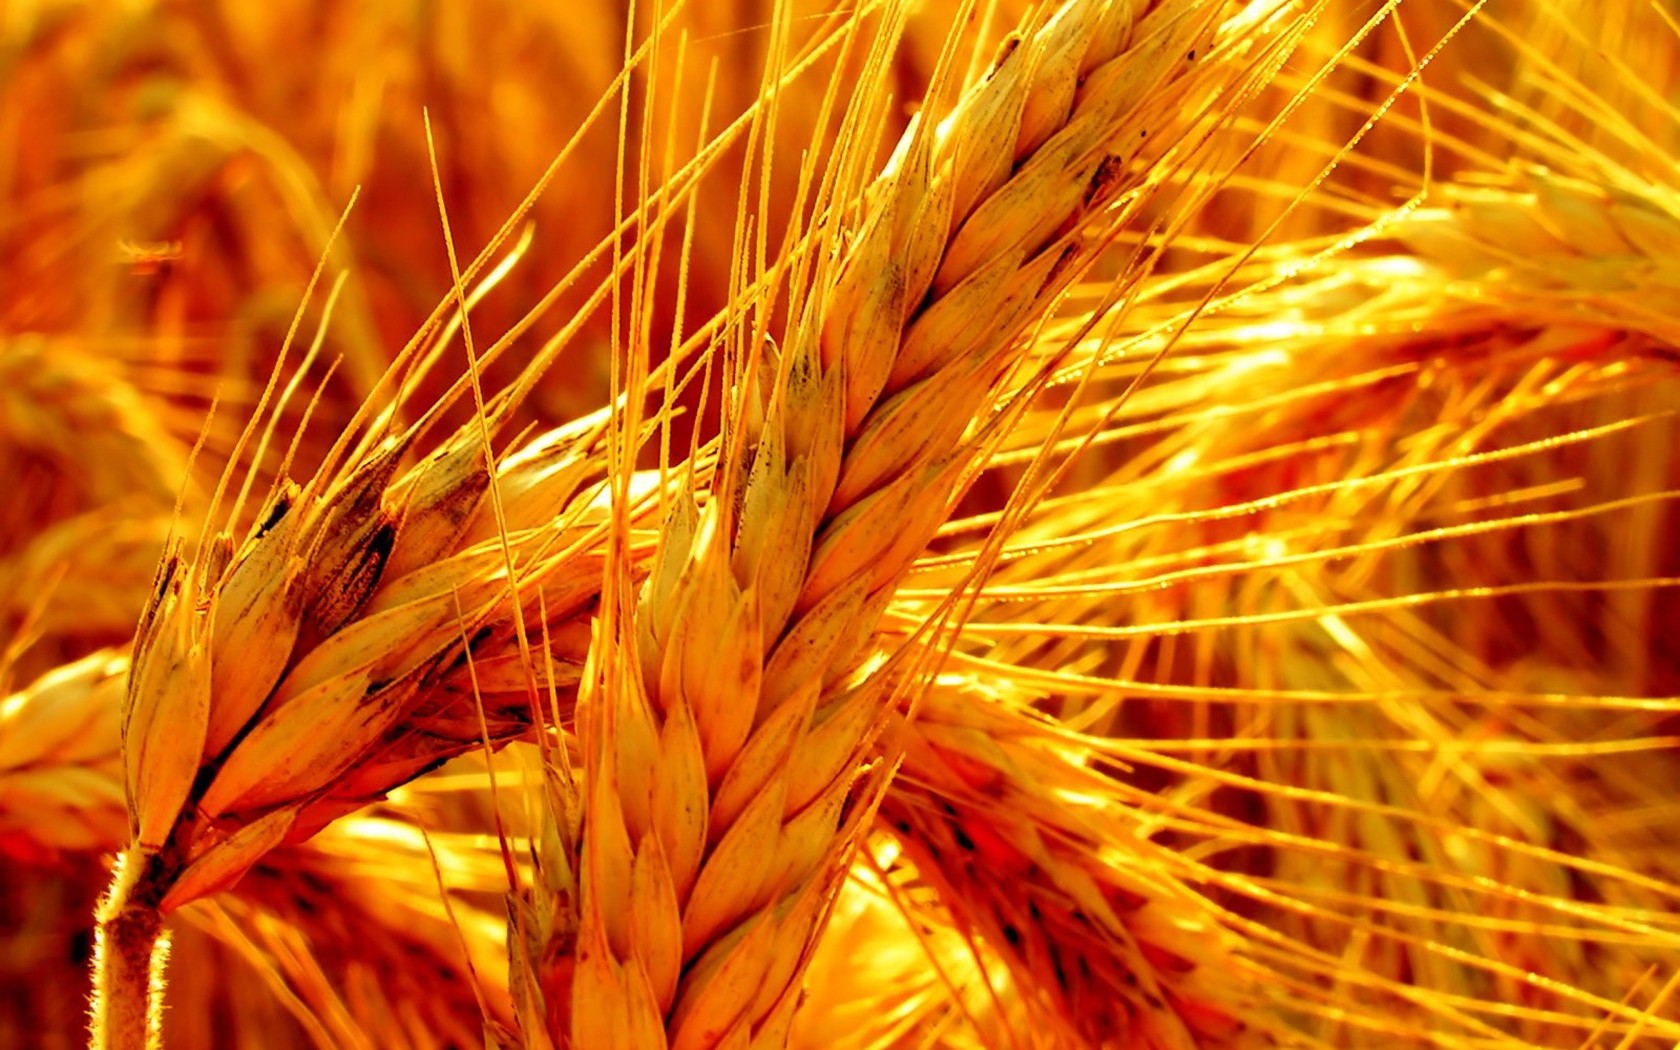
[881,671,1259,1048]
[0,651,129,861]
[552,2,1306,1046]
[0,335,194,512]
[914,248,1680,1045]
[90,404,633,1049]
[1399,164,1680,346]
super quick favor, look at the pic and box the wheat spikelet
[543,2,1320,1046]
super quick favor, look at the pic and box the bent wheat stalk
[0,335,195,513]
[0,513,176,666]
[547,1,1315,1046]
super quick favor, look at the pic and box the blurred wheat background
[3,0,1679,1047]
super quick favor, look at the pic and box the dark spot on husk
[258,492,293,535]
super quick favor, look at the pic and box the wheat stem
[90,850,167,1050]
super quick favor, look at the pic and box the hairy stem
[90,851,167,1050]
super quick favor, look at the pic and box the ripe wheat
[0,0,1673,1047]
[540,2,1320,1047]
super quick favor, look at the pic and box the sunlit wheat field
[2,1,1678,1048]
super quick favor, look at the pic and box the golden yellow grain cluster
[3,0,1679,1048]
